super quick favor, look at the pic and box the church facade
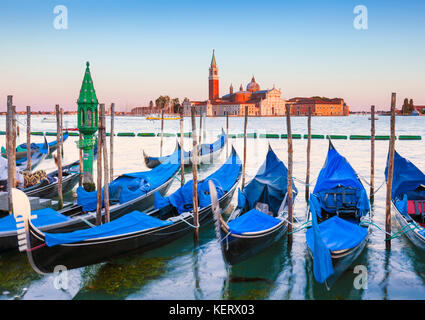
[183,50,287,117]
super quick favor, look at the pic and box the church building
[183,50,287,117]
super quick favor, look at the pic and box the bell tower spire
[209,50,219,101]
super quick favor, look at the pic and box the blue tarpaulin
[154,147,241,214]
[313,143,369,217]
[44,210,173,247]
[227,209,281,235]
[0,208,71,232]
[385,151,425,199]
[237,146,297,215]
[77,149,180,212]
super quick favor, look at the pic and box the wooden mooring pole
[7,96,16,214]
[370,105,375,204]
[26,106,31,171]
[100,104,110,223]
[226,111,229,158]
[305,105,311,202]
[110,103,115,181]
[55,105,63,209]
[385,93,396,249]
[160,106,165,157]
[199,107,203,149]
[179,106,185,186]
[241,106,248,190]
[286,104,294,245]
[191,106,199,244]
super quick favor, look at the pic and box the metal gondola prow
[11,188,46,275]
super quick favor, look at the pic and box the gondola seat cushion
[227,209,282,235]
[306,216,367,253]
[44,210,173,247]
[0,208,71,232]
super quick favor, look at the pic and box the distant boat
[410,110,420,116]
[368,117,379,120]
[146,114,181,120]
[41,117,56,123]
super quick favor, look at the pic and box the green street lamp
[77,61,99,191]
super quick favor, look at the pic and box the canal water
[1,114,425,300]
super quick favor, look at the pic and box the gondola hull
[26,175,239,272]
[393,202,425,252]
[0,171,175,252]
[220,221,288,265]
[307,226,369,288]
[24,173,79,199]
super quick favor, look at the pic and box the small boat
[0,150,180,252]
[15,138,49,171]
[146,115,181,120]
[211,146,297,265]
[368,117,379,120]
[143,129,227,169]
[14,147,241,272]
[17,131,69,156]
[386,151,425,251]
[41,117,56,123]
[1,133,68,160]
[306,141,370,288]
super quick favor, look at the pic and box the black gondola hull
[307,226,369,288]
[0,172,176,252]
[27,176,238,272]
[24,173,79,199]
[221,222,288,265]
[393,202,425,252]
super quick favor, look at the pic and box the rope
[293,176,317,187]
[26,243,46,252]
[178,212,200,229]
[360,219,420,240]
[370,181,386,197]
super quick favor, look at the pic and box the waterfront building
[183,51,287,117]
[286,97,349,116]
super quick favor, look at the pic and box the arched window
[87,110,92,127]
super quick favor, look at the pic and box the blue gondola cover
[77,149,180,211]
[237,146,297,215]
[154,148,241,214]
[0,208,71,232]
[385,151,425,199]
[227,209,281,235]
[44,210,173,247]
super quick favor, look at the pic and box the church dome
[246,76,260,92]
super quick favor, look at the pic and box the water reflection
[0,251,41,300]
[221,237,288,300]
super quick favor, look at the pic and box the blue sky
[0,0,424,111]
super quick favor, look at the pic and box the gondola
[143,129,227,169]
[12,137,49,171]
[306,141,370,289]
[1,133,67,160]
[13,147,241,272]
[211,146,297,265]
[386,151,425,251]
[0,148,180,252]
[22,160,80,199]
[17,131,69,156]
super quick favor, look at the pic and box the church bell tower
[209,50,219,101]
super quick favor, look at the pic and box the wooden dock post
[7,96,16,214]
[226,111,229,158]
[199,107,203,149]
[110,103,115,181]
[385,94,396,249]
[12,106,17,170]
[370,105,375,204]
[191,106,199,244]
[241,106,248,189]
[160,106,165,157]
[55,105,63,210]
[26,106,31,171]
[100,104,110,223]
[96,108,103,226]
[60,108,64,159]
[179,106,185,186]
[305,105,311,202]
[286,104,294,245]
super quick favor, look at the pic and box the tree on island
[155,96,170,114]
[402,98,415,115]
